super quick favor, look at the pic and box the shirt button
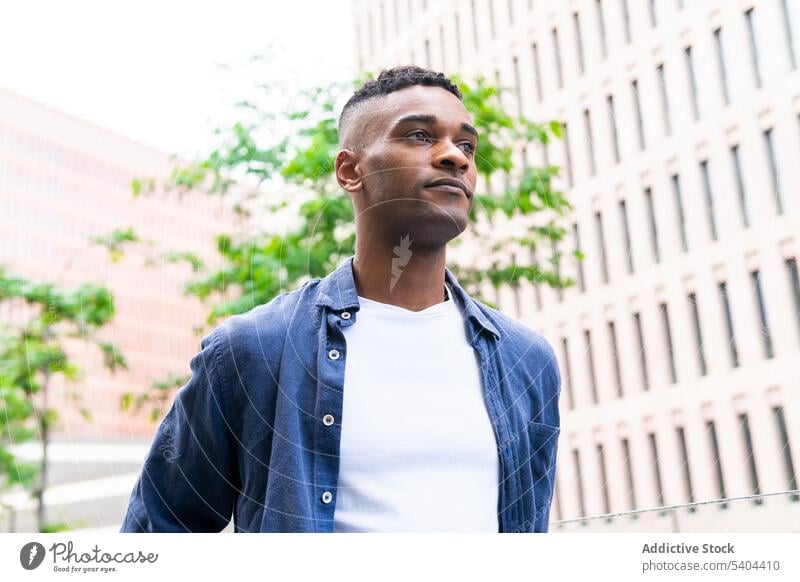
[323,414,335,426]
[340,311,351,320]
[321,491,333,504]
[328,349,340,360]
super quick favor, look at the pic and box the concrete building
[352,0,800,531]
[0,88,236,530]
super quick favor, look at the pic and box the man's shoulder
[205,277,325,352]
[471,297,556,359]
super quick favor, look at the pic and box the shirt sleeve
[120,326,238,532]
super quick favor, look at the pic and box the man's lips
[424,178,472,197]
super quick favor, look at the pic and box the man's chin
[403,210,469,244]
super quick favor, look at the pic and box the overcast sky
[0,0,355,156]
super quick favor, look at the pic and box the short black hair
[338,65,462,145]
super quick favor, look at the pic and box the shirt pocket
[525,420,560,530]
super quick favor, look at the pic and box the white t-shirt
[332,283,500,532]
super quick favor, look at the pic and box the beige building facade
[0,89,234,441]
[352,0,800,531]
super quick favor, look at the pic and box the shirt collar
[314,255,501,340]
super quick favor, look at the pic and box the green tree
[111,72,574,420]
[132,75,571,317]
[0,266,126,531]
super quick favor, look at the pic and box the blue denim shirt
[120,255,561,533]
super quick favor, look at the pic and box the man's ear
[335,149,363,193]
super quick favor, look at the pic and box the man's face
[343,85,479,245]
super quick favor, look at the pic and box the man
[121,65,561,533]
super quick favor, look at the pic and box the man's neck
[352,240,448,312]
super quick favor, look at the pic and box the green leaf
[97,341,128,373]
[120,393,132,411]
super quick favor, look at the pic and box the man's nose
[433,141,470,173]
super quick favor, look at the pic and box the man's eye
[407,130,433,142]
[459,142,477,154]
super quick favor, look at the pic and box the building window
[660,302,677,383]
[718,281,739,368]
[583,108,596,176]
[355,22,363,70]
[644,187,660,263]
[553,478,563,521]
[424,38,432,67]
[573,12,585,75]
[594,211,609,283]
[380,2,387,43]
[453,14,463,66]
[750,270,774,359]
[596,0,608,59]
[671,174,688,252]
[699,160,718,241]
[780,0,798,70]
[706,420,728,508]
[772,406,799,501]
[561,337,575,409]
[713,28,730,105]
[563,122,574,186]
[512,56,523,114]
[573,222,585,292]
[763,128,784,215]
[631,80,646,150]
[552,27,564,89]
[619,200,634,274]
[573,448,587,518]
[596,444,611,514]
[531,42,543,101]
[470,0,479,50]
[730,145,750,227]
[744,8,762,89]
[488,0,497,38]
[676,426,695,510]
[534,280,542,309]
[633,312,649,390]
[648,432,666,507]
[684,46,700,121]
[531,247,543,310]
[585,329,599,403]
[786,258,800,340]
[552,238,563,302]
[621,0,632,44]
[393,0,400,34]
[512,284,523,321]
[368,9,375,55]
[687,292,707,376]
[507,0,514,23]
[621,438,637,511]
[648,0,657,28]
[608,320,623,397]
[607,95,620,163]
[656,64,671,136]
[439,26,447,70]
[738,413,762,504]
